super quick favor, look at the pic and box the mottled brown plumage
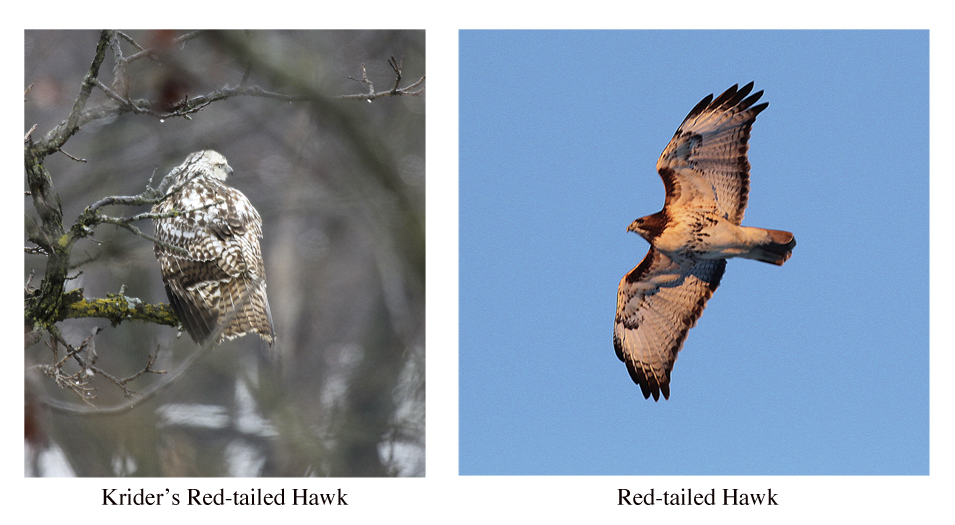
[152,150,274,346]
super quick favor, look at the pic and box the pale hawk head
[162,150,235,195]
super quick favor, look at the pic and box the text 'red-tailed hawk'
[152,150,274,346]
[614,83,795,401]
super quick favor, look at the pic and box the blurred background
[24,30,425,476]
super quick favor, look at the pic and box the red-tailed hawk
[152,150,274,346]
[614,83,795,401]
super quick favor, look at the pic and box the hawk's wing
[614,248,726,400]
[655,82,767,225]
[153,178,273,346]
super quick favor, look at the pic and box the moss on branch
[61,292,180,328]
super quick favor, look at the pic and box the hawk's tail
[749,228,796,266]
[219,278,275,346]
[168,278,275,347]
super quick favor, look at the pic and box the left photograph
[24,30,425,477]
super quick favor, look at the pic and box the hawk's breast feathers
[614,83,795,400]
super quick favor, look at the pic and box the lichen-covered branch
[25,147,71,330]
[62,290,180,328]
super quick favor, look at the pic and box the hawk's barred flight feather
[152,150,274,346]
[614,83,795,401]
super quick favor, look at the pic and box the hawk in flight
[614,83,795,401]
[152,150,274,346]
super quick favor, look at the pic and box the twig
[36,327,102,405]
[58,148,87,163]
[87,190,163,215]
[240,31,253,86]
[115,31,144,52]
[340,57,425,102]
[388,56,402,93]
[348,63,375,97]
[400,75,426,95]
[94,78,145,113]
[123,30,204,64]
[89,346,166,398]
[96,219,189,256]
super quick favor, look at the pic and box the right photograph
[459,30,928,475]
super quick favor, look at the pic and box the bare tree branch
[34,326,167,405]
[33,30,113,158]
[123,30,203,64]
[341,56,426,101]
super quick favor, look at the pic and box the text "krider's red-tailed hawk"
[614,83,795,401]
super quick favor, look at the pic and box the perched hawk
[152,150,274,346]
[614,83,795,401]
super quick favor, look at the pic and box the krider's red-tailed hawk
[614,83,795,401]
[152,150,274,346]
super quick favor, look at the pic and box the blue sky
[459,30,929,475]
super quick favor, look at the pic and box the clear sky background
[459,30,929,475]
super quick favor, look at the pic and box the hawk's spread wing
[655,82,767,225]
[614,248,725,401]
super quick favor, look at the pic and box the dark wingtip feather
[623,355,667,402]
[749,101,769,117]
[683,93,714,122]
[685,83,766,125]
[711,83,743,108]
[166,285,214,345]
